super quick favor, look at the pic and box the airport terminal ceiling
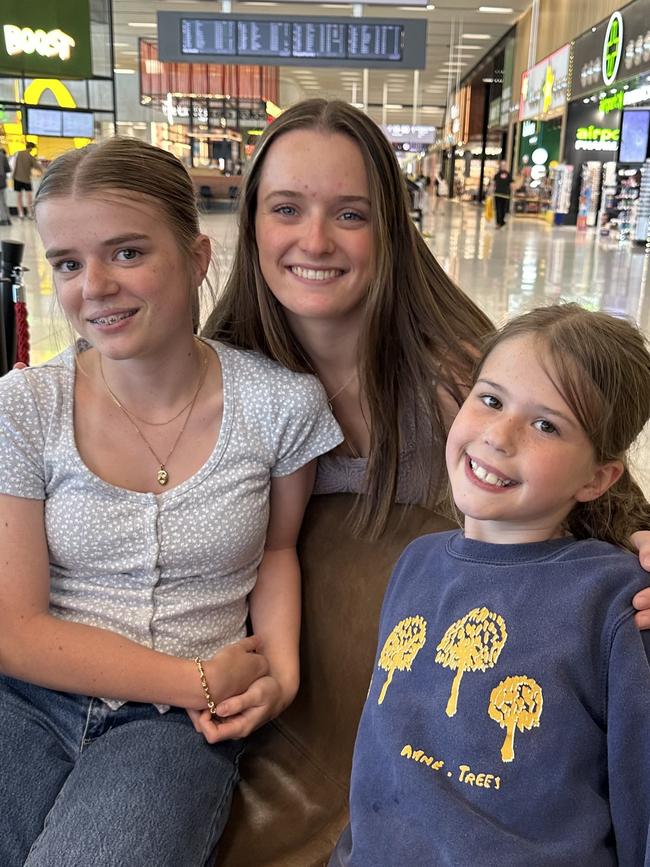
[111,0,530,127]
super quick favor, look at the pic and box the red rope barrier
[14,301,29,366]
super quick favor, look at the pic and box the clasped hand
[187,636,284,743]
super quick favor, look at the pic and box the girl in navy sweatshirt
[332,303,650,867]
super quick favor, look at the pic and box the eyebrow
[263,189,370,206]
[476,378,578,427]
[45,233,151,260]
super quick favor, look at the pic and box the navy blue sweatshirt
[330,532,650,867]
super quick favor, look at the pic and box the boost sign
[0,0,91,78]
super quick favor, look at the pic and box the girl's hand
[631,531,650,572]
[187,675,285,743]
[201,636,269,709]
[631,532,650,628]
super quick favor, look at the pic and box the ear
[191,234,212,286]
[574,460,624,504]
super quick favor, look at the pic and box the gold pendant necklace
[325,371,358,413]
[99,339,209,486]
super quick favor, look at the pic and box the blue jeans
[0,675,244,867]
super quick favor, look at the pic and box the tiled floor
[2,197,649,492]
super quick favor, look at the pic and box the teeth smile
[90,311,135,326]
[290,266,343,281]
[469,458,515,488]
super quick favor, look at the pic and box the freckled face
[36,194,206,360]
[254,129,374,325]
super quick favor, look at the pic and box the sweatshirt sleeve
[606,611,650,866]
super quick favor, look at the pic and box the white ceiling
[111,0,532,127]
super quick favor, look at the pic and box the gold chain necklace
[325,371,358,412]
[324,371,364,459]
[99,341,209,486]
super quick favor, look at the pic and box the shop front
[515,44,570,218]
[0,0,115,166]
[139,38,278,201]
[564,0,650,241]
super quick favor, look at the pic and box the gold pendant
[157,467,169,486]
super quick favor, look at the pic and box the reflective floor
[2,197,649,492]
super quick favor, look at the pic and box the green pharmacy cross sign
[602,11,623,86]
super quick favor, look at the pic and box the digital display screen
[26,107,62,136]
[181,19,236,55]
[292,22,346,59]
[26,108,94,138]
[348,23,402,61]
[62,111,94,138]
[180,17,402,62]
[237,21,292,57]
[619,110,650,163]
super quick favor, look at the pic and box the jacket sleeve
[606,611,650,865]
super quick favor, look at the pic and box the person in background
[492,159,514,228]
[331,304,650,866]
[12,141,42,220]
[0,148,11,225]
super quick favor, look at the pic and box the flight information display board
[159,12,426,70]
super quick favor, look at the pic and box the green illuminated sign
[602,11,623,87]
[576,125,619,142]
[600,91,624,114]
[0,0,91,78]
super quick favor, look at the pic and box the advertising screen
[26,107,94,138]
[26,107,62,136]
[619,110,650,163]
[62,111,94,138]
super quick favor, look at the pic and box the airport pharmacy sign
[572,0,650,99]
[0,0,91,78]
[574,125,620,152]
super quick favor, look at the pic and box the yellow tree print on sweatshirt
[435,607,507,717]
[377,616,427,705]
[488,675,543,762]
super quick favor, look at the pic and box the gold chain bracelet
[194,656,220,718]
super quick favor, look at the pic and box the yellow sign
[541,64,555,114]
[3,25,75,62]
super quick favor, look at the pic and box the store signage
[488,97,501,127]
[522,120,537,137]
[499,35,515,128]
[519,44,569,121]
[572,0,650,99]
[602,12,624,86]
[0,0,91,78]
[384,124,436,144]
[575,125,620,151]
[3,25,75,61]
[600,82,650,114]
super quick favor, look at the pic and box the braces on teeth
[93,312,133,325]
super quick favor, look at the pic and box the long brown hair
[476,304,650,550]
[34,137,211,330]
[204,98,493,536]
